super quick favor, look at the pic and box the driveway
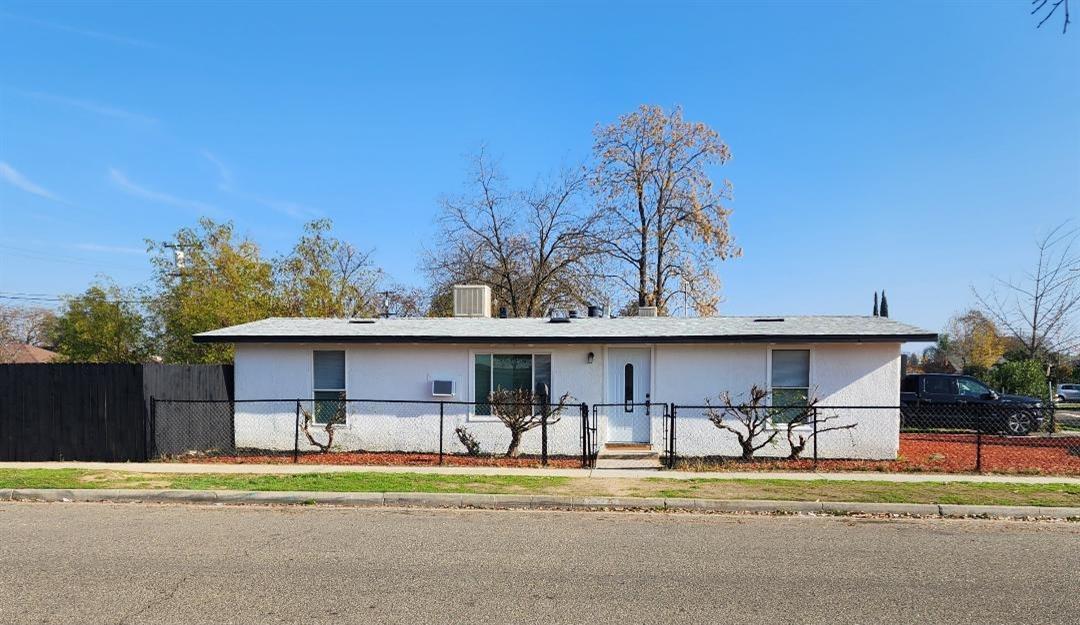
[0,503,1077,625]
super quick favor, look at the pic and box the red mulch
[165,435,1080,475]
[681,433,1080,475]
[172,450,581,469]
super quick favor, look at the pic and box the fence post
[668,404,678,469]
[812,406,819,468]
[438,402,445,465]
[580,402,589,468]
[148,396,157,460]
[293,400,301,464]
[975,428,982,473]
[539,386,550,467]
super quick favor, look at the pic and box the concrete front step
[595,445,661,469]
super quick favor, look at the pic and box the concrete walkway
[3,461,1079,484]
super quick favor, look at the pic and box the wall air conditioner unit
[453,285,492,318]
[432,379,455,397]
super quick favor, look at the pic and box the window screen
[313,351,345,425]
[771,349,810,423]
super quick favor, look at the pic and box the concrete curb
[6,488,1079,519]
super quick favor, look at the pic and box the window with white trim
[770,349,809,423]
[313,350,346,424]
[474,353,551,416]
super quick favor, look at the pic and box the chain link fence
[152,398,586,466]
[664,403,1078,474]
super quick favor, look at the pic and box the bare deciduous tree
[424,149,601,317]
[0,305,57,362]
[974,224,1080,359]
[1032,0,1071,33]
[592,105,740,315]
[488,387,570,457]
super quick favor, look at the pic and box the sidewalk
[4,461,1078,484]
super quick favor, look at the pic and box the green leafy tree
[276,219,385,318]
[989,359,1050,399]
[49,281,149,362]
[147,218,279,363]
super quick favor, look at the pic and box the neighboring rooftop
[194,316,936,345]
[1,343,60,363]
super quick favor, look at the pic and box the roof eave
[193,333,939,345]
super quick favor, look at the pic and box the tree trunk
[505,429,523,457]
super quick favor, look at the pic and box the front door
[606,348,652,443]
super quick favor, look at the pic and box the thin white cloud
[108,168,217,215]
[200,150,321,221]
[0,162,63,202]
[14,89,158,125]
[201,150,234,191]
[73,243,146,255]
[0,12,161,49]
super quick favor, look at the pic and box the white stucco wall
[234,343,603,456]
[232,340,901,460]
[652,343,901,459]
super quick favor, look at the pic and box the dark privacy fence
[0,363,233,461]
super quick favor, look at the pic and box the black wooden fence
[0,363,232,461]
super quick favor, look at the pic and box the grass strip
[0,468,1077,508]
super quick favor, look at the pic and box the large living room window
[770,349,810,424]
[474,353,552,416]
[313,350,346,425]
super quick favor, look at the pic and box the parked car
[900,373,1045,435]
[1055,383,1080,403]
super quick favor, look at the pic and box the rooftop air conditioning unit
[637,306,658,317]
[453,285,492,318]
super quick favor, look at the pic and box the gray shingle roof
[194,315,936,344]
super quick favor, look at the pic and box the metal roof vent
[637,306,658,317]
[548,310,571,324]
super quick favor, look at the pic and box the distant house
[1,343,59,364]
[195,286,936,460]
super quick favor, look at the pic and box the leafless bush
[299,394,347,453]
[488,388,570,457]
[705,385,856,460]
[455,426,481,456]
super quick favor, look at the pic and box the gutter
[193,333,940,345]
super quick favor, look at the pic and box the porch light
[587,351,595,364]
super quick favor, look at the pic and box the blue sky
[0,1,1077,336]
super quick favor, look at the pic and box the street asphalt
[0,503,1077,625]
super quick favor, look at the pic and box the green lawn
[1,468,1077,508]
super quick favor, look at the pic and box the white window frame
[766,346,813,430]
[312,349,348,427]
[468,350,554,422]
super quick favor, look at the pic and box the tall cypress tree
[873,292,879,317]
[880,290,889,318]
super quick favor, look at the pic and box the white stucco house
[194,287,934,460]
